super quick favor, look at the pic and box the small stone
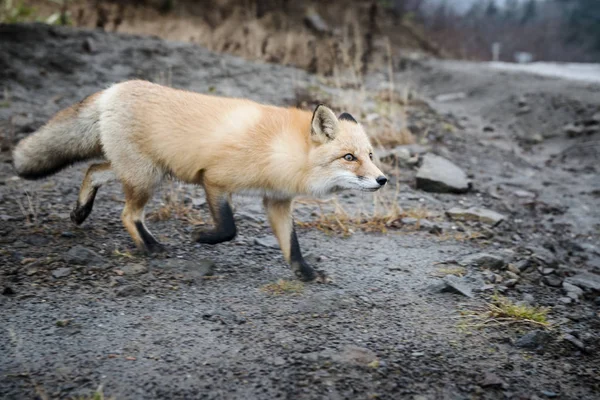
[507,264,520,274]
[541,268,556,276]
[2,287,15,296]
[446,207,505,226]
[558,297,572,304]
[564,272,600,292]
[254,236,280,249]
[416,154,471,194]
[120,263,148,276]
[562,282,583,297]
[515,259,532,272]
[24,235,50,246]
[528,247,558,267]
[480,372,506,388]
[63,245,104,266]
[83,37,96,53]
[505,279,518,288]
[506,271,520,280]
[436,275,475,298]
[542,275,562,287]
[331,345,378,365]
[566,292,579,301]
[522,293,535,304]
[562,333,585,350]
[515,330,552,349]
[115,285,145,297]
[513,189,536,198]
[61,231,75,238]
[52,267,72,279]
[459,253,506,269]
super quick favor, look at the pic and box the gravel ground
[1,24,599,400]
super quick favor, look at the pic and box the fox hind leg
[192,185,237,244]
[71,162,114,225]
[121,183,165,254]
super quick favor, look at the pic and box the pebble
[52,267,72,279]
[515,330,552,349]
[542,275,562,287]
[63,245,105,266]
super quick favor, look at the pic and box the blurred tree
[520,0,537,24]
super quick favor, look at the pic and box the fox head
[307,105,387,196]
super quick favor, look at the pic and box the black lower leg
[290,225,326,282]
[134,221,165,253]
[70,187,98,225]
[192,200,237,244]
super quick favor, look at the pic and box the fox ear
[339,112,357,123]
[311,104,339,143]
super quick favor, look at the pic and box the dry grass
[146,182,204,225]
[432,266,466,277]
[461,294,550,330]
[297,182,436,237]
[16,191,40,226]
[260,279,304,295]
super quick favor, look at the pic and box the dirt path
[1,24,599,399]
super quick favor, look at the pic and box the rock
[527,246,558,267]
[2,287,15,296]
[63,245,104,266]
[507,264,521,274]
[120,263,148,276]
[331,345,378,365]
[434,92,467,102]
[563,123,584,137]
[303,10,330,34]
[203,309,246,325]
[514,259,533,272]
[515,330,552,349]
[480,372,506,388]
[542,275,562,287]
[376,145,423,167]
[558,297,572,304]
[436,275,475,298]
[513,189,536,198]
[506,271,520,280]
[23,235,50,246]
[151,258,214,282]
[83,37,96,53]
[562,282,583,297]
[562,333,585,351]
[254,236,280,249]
[564,273,600,292]
[459,253,506,270]
[446,207,505,226]
[52,267,72,279]
[505,279,519,288]
[416,154,471,194]
[115,285,145,297]
[540,268,556,276]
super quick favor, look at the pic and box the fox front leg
[192,187,237,244]
[263,197,329,283]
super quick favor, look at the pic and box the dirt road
[1,24,599,399]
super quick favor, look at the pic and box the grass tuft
[260,279,304,295]
[460,294,550,330]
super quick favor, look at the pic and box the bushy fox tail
[12,93,104,180]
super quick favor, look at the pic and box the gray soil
[1,24,599,400]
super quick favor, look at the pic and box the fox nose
[376,176,388,186]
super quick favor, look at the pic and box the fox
[12,80,387,282]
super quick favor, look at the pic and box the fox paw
[295,268,332,284]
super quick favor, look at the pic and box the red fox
[12,80,387,282]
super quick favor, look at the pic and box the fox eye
[343,154,356,162]
[369,153,373,160]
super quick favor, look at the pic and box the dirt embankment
[1,24,599,400]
